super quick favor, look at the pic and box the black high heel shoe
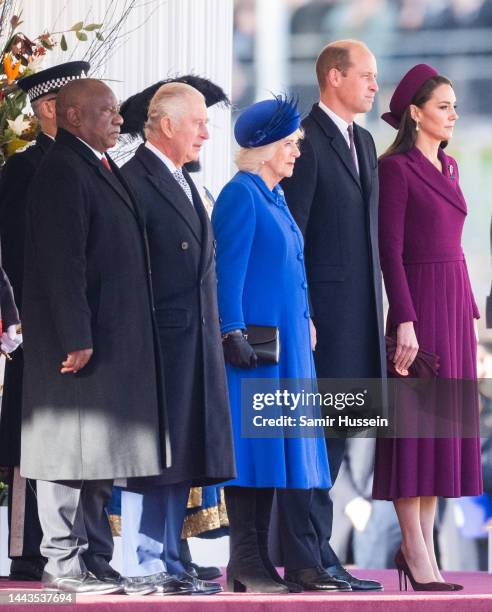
[395,550,456,592]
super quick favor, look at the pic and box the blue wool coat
[212,171,330,489]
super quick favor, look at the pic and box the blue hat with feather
[234,95,300,148]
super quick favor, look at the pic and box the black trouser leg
[319,437,346,568]
[7,467,46,580]
[276,436,347,571]
[179,539,192,566]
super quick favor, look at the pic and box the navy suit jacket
[282,104,386,379]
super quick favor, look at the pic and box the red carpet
[1,569,492,611]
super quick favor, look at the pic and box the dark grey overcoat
[20,129,170,481]
[121,144,236,487]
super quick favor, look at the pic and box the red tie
[101,155,112,172]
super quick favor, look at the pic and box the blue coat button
[302,281,308,289]
[297,253,304,261]
[304,311,310,319]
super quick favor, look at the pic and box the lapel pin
[449,164,455,180]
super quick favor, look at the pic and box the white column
[17,0,233,197]
[255,0,289,100]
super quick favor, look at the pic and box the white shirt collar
[145,141,178,174]
[318,101,359,173]
[76,137,104,161]
[318,101,352,142]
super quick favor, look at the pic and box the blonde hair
[235,128,303,174]
[144,82,205,139]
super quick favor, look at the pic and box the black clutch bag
[245,325,280,364]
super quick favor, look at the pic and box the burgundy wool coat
[373,145,483,500]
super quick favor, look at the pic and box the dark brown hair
[380,75,453,160]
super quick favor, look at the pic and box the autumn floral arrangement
[0,0,143,167]
[0,1,105,164]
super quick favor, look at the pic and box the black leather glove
[222,330,258,369]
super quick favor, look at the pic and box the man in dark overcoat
[118,81,235,595]
[120,74,232,582]
[21,78,169,595]
[276,40,386,591]
[0,61,89,582]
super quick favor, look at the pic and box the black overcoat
[121,144,236,487]
[281,104,386,379]
[20,129,169,480]
[0,133,52,466]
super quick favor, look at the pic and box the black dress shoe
[143,571,195,595]
[325,564,383,591]
[96,570,156,596]
[284,566,351,591]
[179,539,223,581]
[84,557,156,596]
[42,571,124,595]
[183,562,223,581]
[9,557,46,581]
[119,575,157,596]
[176,572,223,595]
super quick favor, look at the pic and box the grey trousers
[36,479,113,578]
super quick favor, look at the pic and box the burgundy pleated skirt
[373,260,483,500]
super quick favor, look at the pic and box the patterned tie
[101,155,112,172]
[347,124,359,174]
[173,168,194,206]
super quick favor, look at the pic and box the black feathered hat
[120,74,230,140]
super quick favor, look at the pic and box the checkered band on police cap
[18,61,91,102]
[27,74,84,102]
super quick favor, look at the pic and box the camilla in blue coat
[211,96,330,594]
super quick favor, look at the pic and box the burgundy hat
[381,64,439,129]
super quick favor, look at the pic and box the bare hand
[309,318,317,351]
[61,348,93,374]
[395,322,418,375]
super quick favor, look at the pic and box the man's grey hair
[144,82,205,139]
[31,95,55,120]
